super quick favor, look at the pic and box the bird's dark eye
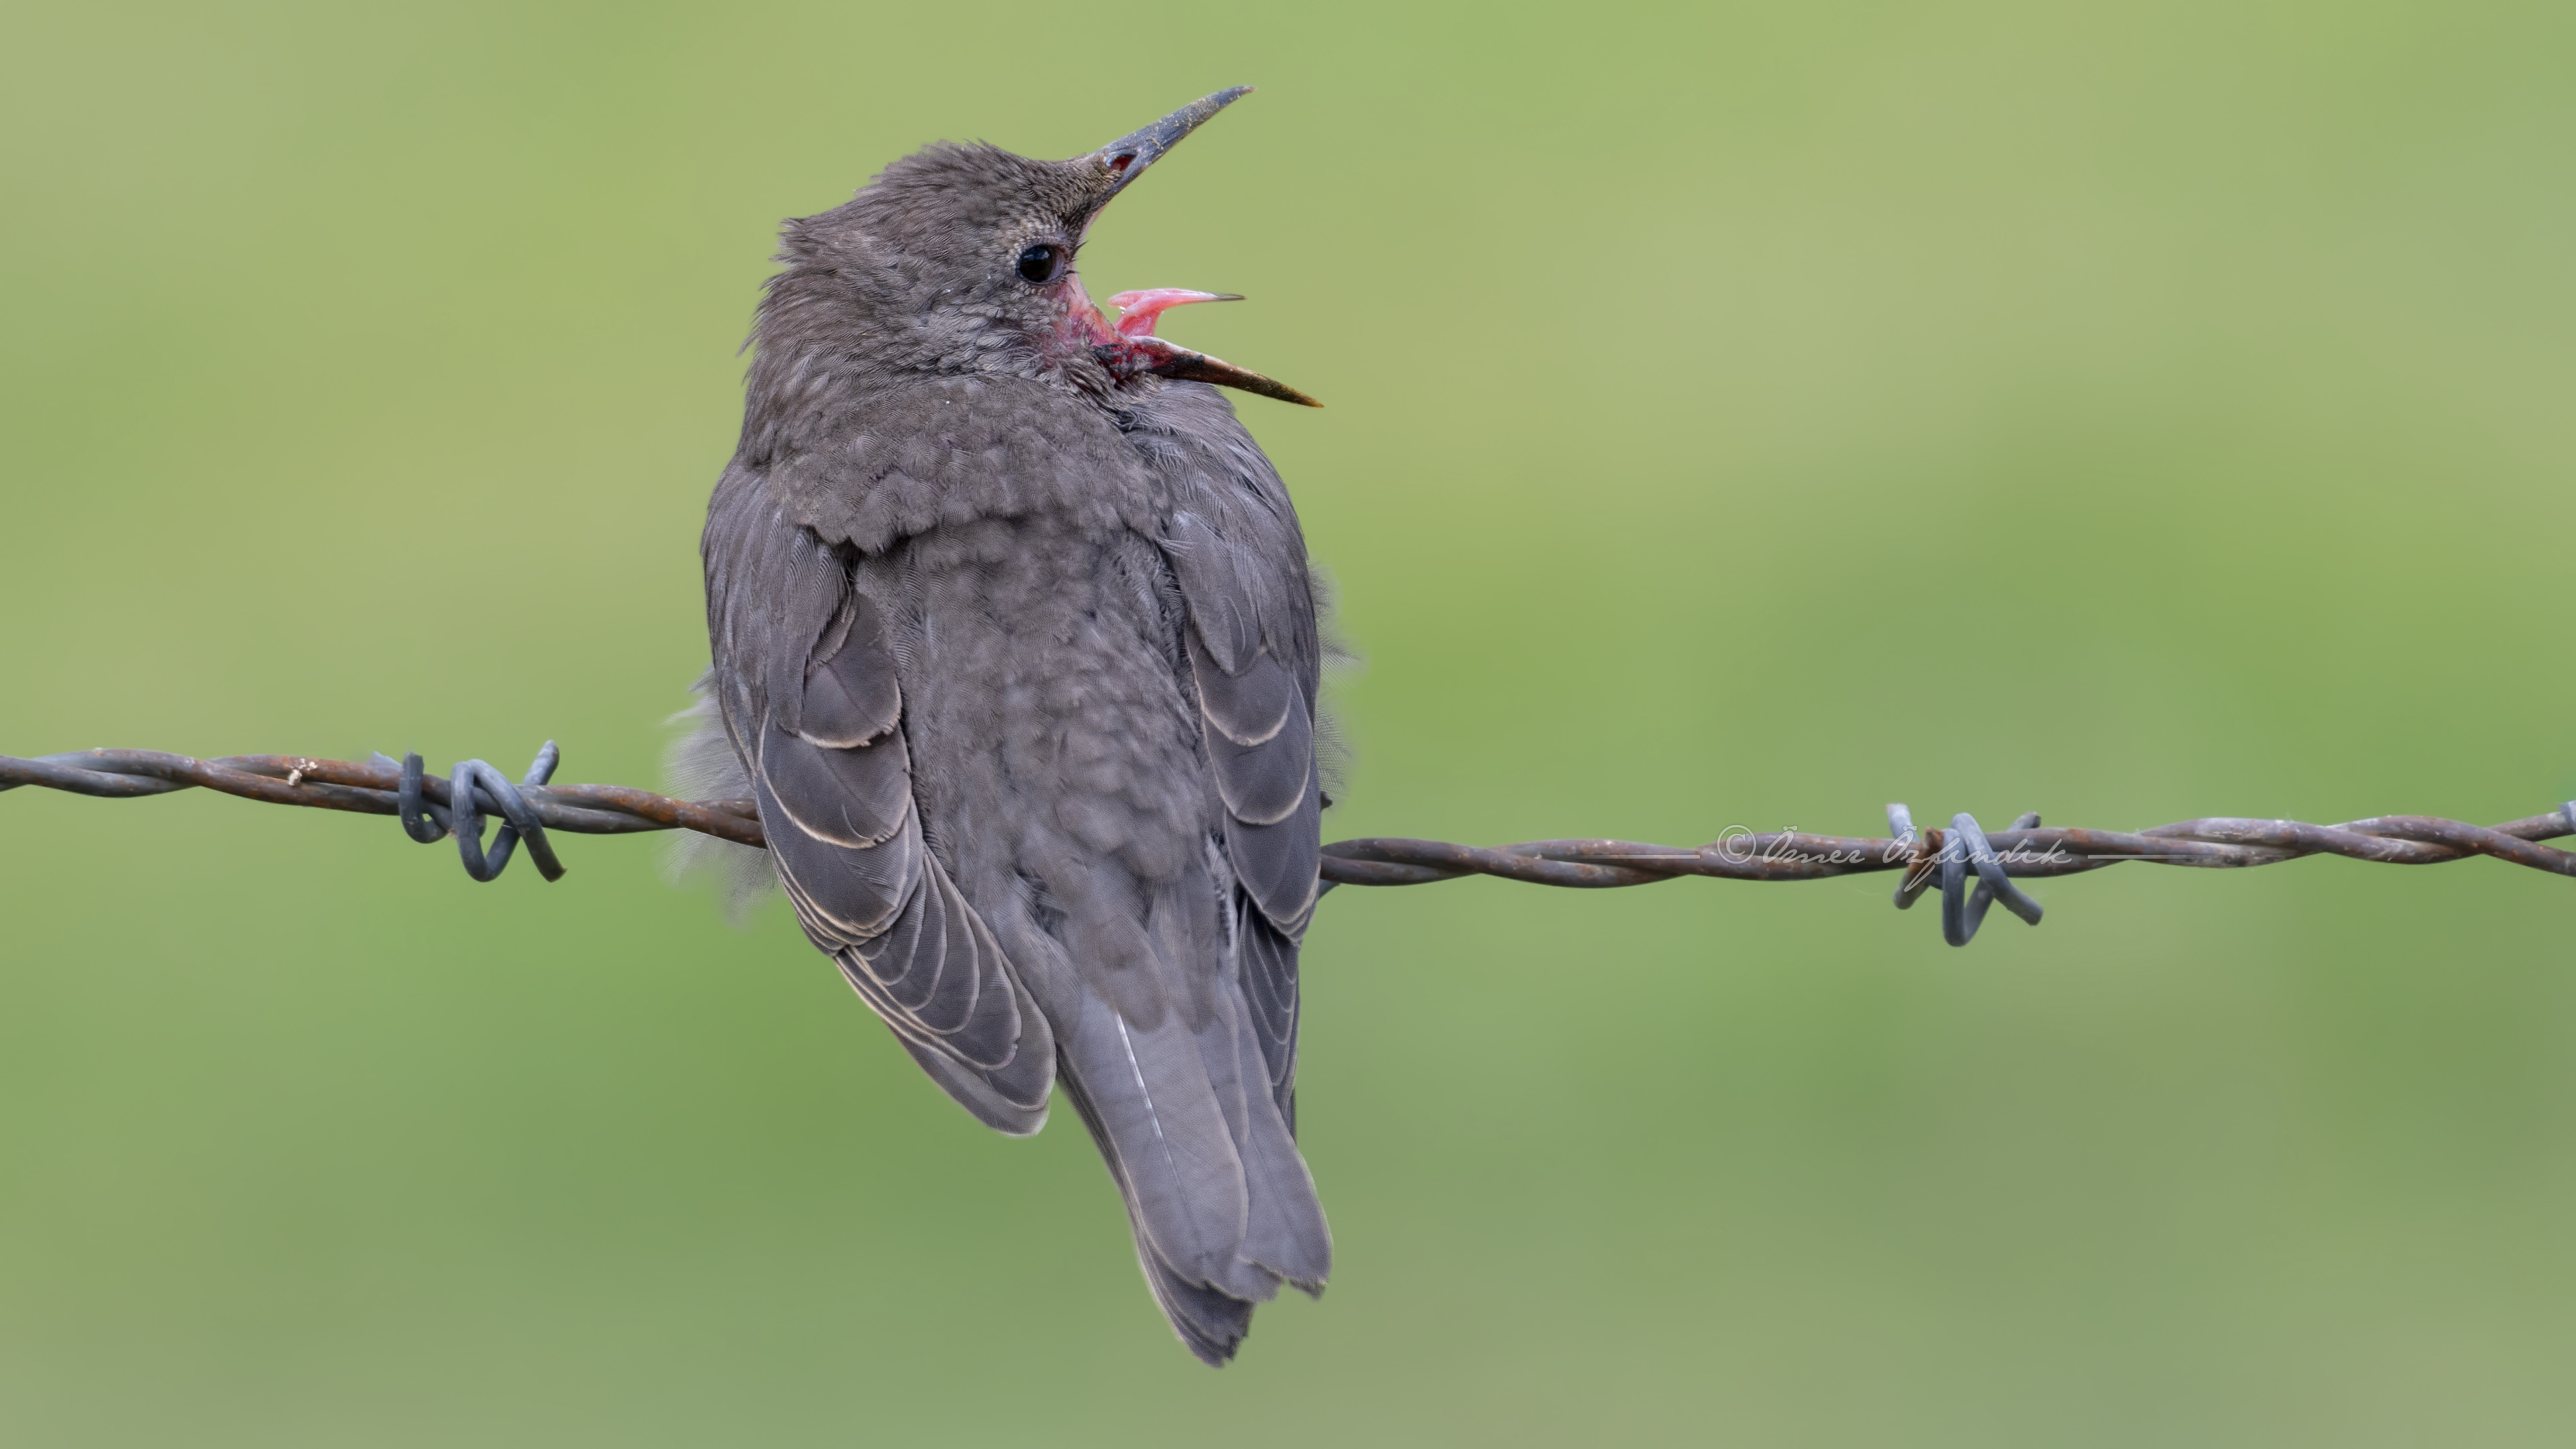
[1015,243,1063,284]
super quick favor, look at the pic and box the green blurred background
[4,1,2572,1443]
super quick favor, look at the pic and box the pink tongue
[1107,288,1240,339]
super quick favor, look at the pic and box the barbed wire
[7,745,2573,947]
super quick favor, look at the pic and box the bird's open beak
[1101,289,1320,408]
[1076,89,1322,409]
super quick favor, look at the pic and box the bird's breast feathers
[766,374,1162,556]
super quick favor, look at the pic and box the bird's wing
[706,466,1055,1134]
[1163,506,1322,1125]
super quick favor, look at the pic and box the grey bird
[682,88,1332,1364]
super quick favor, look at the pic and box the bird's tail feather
[1055,1065,1256,1364]
[1052,970,1330,1364]
[1189,963,1328,1293]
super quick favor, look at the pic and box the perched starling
[683,89,1331,1364]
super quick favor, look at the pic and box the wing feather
[1157,447,1327,1127]
[1163,511,1261,673]
[722,540,1055,1134]
[1189,635,1295,747]
[1234,900,1302,1122]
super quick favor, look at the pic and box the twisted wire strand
[7,746,2573,947]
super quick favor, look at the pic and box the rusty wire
[6,745,2573,947]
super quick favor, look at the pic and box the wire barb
[5,746,2572,946]
[383,743,568,883]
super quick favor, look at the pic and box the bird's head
[763,87,1317,409]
